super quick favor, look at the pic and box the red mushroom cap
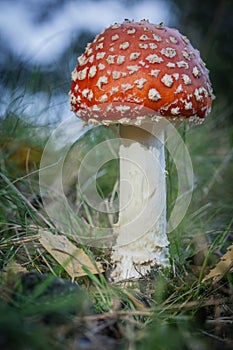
[69,20,214,125]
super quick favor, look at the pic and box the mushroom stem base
[111,124,169,282]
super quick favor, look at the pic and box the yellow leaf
[202,244,233,282]
[39,229,104,278]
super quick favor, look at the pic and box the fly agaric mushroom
[69,20,214,282]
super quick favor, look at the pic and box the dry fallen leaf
[202,244,233,282]
[39,229,104,278]
[3,261,28,275]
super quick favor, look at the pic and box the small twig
[73,297,232,325]
[206,317,233,325]
[162,297,230,312]
[77,297,232,322]
[0,234,41,247]
[200,330,229,343]
[75,310,153,322]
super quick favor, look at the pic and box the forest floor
[0,115,232,350]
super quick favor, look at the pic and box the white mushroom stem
[111,123,170,282]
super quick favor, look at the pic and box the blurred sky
[0,0,171,64]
